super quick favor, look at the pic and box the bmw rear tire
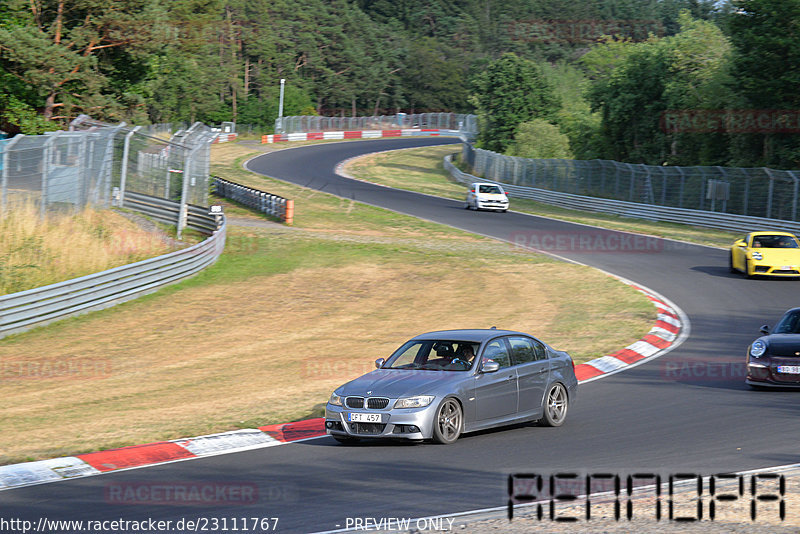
[540,383,568,427]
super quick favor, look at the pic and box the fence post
[41,132,60,219]
[626,163,635,201]
[676,166,685,209]
[764,168,775,219]
[177,147,193,239]
[698,168,706,211]
[791,171,799,221]
[119,126,141,208]
[1,135,23,214]
[716,166,728,213]
[100,124,125,208]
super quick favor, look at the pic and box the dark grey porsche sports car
[746,307,800,388]
[325,329,578,444]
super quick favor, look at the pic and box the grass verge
[0,140,655,465]
[0,203,180,295]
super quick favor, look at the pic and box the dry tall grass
[0,203,177,295]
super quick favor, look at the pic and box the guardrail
[444,155,800,236]
[0,199,226,339]
[121,191,220,234]
[212,177,294,224]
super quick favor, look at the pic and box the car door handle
[537,369,548,374]
[506,375,515,381]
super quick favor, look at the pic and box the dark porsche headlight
[750,340,767,358]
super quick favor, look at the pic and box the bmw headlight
[752,251,763,260]
[329,392,343,406]
[394,395,435,409]
[750,340,767,358]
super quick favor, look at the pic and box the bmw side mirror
[759,325,770,335]
[481,360,500,373]
[375,358,385,369]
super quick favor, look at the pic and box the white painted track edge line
[0,433,328,493]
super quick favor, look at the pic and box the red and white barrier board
[261,129,455,144]
[213,133,238,143]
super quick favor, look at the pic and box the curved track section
[4,138,800,533]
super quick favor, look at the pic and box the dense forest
[1,0,799,169]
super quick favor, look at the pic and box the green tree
[471,53,560,153]
[541,61,602,159]
[661,13,734,165]
[506,119,573,159]
[0,0,164,127]
[401,37,470,112]
[725,0,800,168]
[585,12,735,165]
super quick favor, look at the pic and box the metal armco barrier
[121,191,220,234]
[0,199,226,339]
[212,177,294,225]
[444,155,800,236]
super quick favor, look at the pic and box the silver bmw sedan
[325,328,578,444]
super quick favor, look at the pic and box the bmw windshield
[383,340,478,371]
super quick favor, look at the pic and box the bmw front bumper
[325,401,439,440]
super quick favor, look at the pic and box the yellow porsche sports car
[730,232,800,278]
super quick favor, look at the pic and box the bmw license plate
[777,366,800,374]
[347,412,383,423]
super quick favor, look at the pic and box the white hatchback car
[465,182,509,212]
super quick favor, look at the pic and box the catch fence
[0,116,217,236]
[461,144,800,224]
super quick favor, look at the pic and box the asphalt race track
[4,137,800,532]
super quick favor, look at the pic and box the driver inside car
[447,344,476,369]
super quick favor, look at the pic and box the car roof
[472,182,504,187]
[750,231,798,237]
[410,329,530,342]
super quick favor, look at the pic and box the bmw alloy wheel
[541,383,568,427]
[433,398,463,444]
